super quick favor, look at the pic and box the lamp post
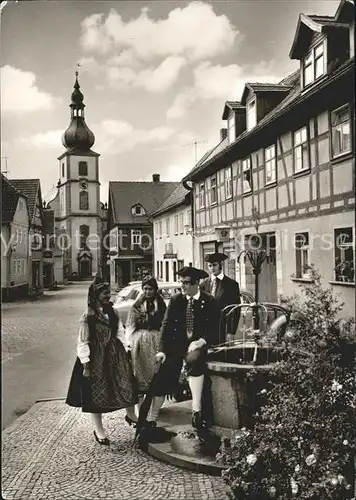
[237,207,269,331]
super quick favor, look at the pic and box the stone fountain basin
[207,343,282,430]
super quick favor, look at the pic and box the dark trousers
[185,345,207,376]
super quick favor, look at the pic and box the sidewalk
[2,400,229,499]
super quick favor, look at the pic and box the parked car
[114,282,142,303]
[113,282,182,327]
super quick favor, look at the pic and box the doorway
[120,261,131,286]
[80,259,90,278]
[244,232,277,302]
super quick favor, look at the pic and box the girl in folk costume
[66,276,137,445]
[125,277,167,429]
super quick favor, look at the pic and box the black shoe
[192,411,208,431]
[93,430,110,446]
[125,415,138,428]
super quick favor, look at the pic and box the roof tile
[1,174,24,223]
[109,181,179,224]
[10,179,41,222]
[151,183,190,216]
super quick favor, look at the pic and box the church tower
[57,72,101,278]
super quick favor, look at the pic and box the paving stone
[2,400,230,499]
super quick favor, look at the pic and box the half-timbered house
[182,0,355,316]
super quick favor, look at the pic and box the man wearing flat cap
[155,266,219,431]
[200,252,241,345]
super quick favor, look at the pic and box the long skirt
[131,328,161,394]
[66,337,137,413]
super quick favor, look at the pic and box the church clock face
[79,179,88,189]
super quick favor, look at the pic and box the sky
[1,0,340,202]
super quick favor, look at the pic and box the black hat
[142,276,158,290]
[205,252,228,264]
[176,266,208,281]
[88,274,110,306]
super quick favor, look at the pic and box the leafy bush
[218,268,356,499]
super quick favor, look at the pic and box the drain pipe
[183,180,195,266]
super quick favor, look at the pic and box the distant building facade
[10,179,45,295]
[151,183,193,282]
[107,174,178,287]
[1,175,31,300]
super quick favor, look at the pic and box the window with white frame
[242,157,252,193]
[210,175,217,204]
[131,229,141,246]
[334,227,355,283]
[12,259,16,276]
[166,217,170,237]
[246,99,256,131]
[265,144,277,184]
[18,199,24,211]
[179,213,184,234]
[293,127,309,173]
[295,232,311,278]
[303,42,325,87]
[199,182,205,208]
[154,222,158,239]
[331,105,351,158]
[158,221,162,238]
[132,204,145,216]
[186,209,192,229]
[174,214,179,235]
[224,167,232,198]
[16,259,21,275]
[227,112,235,143]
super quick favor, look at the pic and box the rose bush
[218,268,356,499]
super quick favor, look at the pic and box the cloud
[167,59,296,119]
[20,129,63,148]
[160,163,193,182]
[1,65,59,114]
[96,120,175,154]
[21,120,176,155]
[79,3,239,62]
[80,54,186,93]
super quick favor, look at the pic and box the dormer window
[302,42,325,87]
[131,204,145,216]
[227,112,236,144]
[246,99,256,131]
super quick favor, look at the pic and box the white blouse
[77,310,126,364]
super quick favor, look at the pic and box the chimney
[152,173,160,182]
[220,128,227,141]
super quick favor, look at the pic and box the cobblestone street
[2,282,90,429]
[2,401,229,499]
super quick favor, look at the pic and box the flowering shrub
[218,268,356,499]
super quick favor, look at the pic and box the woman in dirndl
[124,277,166,429]
[66,276,137,445]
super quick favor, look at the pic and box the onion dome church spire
[62,72,95,151]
